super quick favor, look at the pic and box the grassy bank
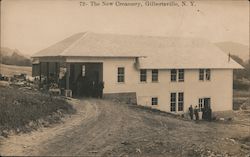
[0,86,76,136]
[233,90,250,110]
[0,64,32,77]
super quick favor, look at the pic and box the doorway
[204,98,211,108]
[70,63,103,98]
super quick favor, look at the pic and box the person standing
[97,81,104,98]
[194,105,199,120]
[188,105,194,120]
[207,105,212,121]
[202,107,206,120]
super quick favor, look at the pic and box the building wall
[103,58,138,93]
[67,57,233,113]
[102,58,233,113]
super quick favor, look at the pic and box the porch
[32,58,103,98]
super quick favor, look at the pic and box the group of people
[188,105,212,121]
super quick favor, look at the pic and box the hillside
[0,64,32,76]
[0,47,31,66]
[0,86,76,137]
[215,42,249,61]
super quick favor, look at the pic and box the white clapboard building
[32,32,242,113]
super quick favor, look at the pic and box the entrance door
[204,98,211,108]
[77,63,103,98]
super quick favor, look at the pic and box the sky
[1,0,249,55]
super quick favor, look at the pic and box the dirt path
[0,99,249,156]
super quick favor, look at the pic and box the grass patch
[233,90,250,110]
[0,86,76,136]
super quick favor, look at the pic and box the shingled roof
[32,32,242,69]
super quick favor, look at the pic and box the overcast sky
[1,0,249,55]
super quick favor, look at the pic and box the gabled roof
[33,32,243,69]
[32,32,145,58]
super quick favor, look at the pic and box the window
[140,69,147,82]
[117,67,125,83]
[152,69,158,82]
[199,69,204,80]
[199,69,211,81]
[152,97,158,105]
[170,93,176,112]
[198,98,211,111]
[178,92,184,111]
[178,69,184,82]
[171,69,185,82]
[170,92,184,112]
[171,69,177,82]
[82,65,86,77]
[198,98,203,112]
[205,69,210,80]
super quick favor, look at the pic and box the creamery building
[32,32,242,114]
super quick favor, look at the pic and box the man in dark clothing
[194,106,199,120]
[202,107,206,120]
[188,105,194,120]
[97,81,104,98]
[207,106,212,121]
[91,81,96,97]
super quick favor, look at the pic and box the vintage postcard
[0,0,249,156]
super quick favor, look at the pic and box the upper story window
[152,69,158,82]
[117,67,125,83]
[178,69,184,82]
[140,69,147,82]
[171,69,185,82]
[199,69,204,80]
[151,97,158,105]
[205,69,211,80]
[199,69,210,81]
[171,69,177,82]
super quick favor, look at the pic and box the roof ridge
[60,32,88,56]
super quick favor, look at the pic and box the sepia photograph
[0,0,249,156]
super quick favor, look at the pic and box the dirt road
[0,99,249,156]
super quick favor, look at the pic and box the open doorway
[69,63,103,98]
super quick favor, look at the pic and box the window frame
[198,98,203,112]
[199,69,204,81]
[82,65,86,77]
[117,67,125,83]
[198,97,211,111]
[152,69,158,82]
[199,69,211,81]
[171,69,177,82]
[178,69,184,82]
[151,97,158,105]
[171,69,185,82]
[170,93,176,112]
[205,69,211,81]
[170,92,184,112]
[178,92,184,111]
[140,69,147,82]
